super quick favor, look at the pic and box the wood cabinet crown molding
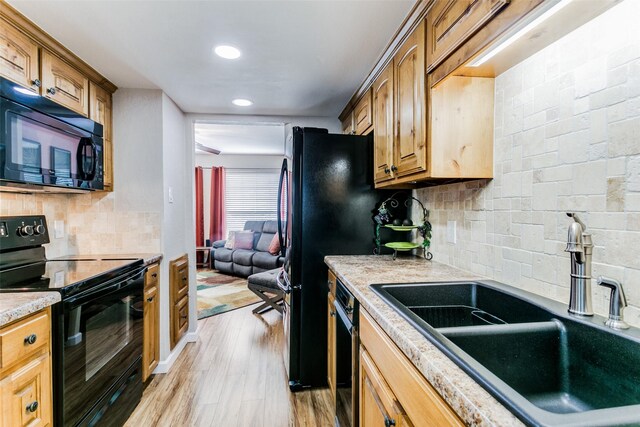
[0,1,117,94]
[338,0,435,121]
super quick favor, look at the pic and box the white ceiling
[8,0,415,117]
[195,122,285,155]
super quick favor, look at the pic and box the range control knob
[34,225,46,235]
[18,225,34,237]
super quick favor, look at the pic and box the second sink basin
[373,281,553,328]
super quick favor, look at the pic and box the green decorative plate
[384,225,419,231]
[384,242,420,251]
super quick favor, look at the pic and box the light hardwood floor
[125,304,334,427]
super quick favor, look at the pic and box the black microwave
[0,77,104,192]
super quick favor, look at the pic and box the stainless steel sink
[371,281,640,426]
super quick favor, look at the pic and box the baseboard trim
[153,327,199,374]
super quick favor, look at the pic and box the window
[225,168,280,233]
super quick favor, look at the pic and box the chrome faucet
[564,213,593,316]
[597,277,630,330]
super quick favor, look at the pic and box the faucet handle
[596,276,629,330]
[567,212,587,231]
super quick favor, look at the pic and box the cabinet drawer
[145,263,160,289]
[0,353,52,427]
[170,255,189,301]
[354,89,373,135]
[426,0,509,72]
[359,310,463,426]
[328,270,337,296]
[0,311,49,371]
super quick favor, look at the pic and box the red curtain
[209,166,226,242]
[195,167,204,247]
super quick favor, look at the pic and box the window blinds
[224,168,280,233]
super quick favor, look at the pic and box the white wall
[160,94,197,358]
[187,113,341,133]
[113,90,164,212]
[414,0,640,327]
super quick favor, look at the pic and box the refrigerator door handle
[277,159,288,258]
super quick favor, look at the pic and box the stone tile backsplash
[0,192,160,257]
[414,0,640,328]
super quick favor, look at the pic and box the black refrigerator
[276,126,392,390]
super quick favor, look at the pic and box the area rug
[196,269,260,320]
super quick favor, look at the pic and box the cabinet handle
[384,417,396,427]
[180,315,188,319]
[147,297,154,302]
[32,79,41,88]
[384,167,390,174]
[182,277,187,282]
[26,401,38,413]
[330,311,336,317]
[152,273,158,278]
[47,87,56,95]
[24,334,37,345]
[391,165,398,172]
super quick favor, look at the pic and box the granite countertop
[0,292,61,327]
[325,255,524,427]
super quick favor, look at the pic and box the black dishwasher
[335,279,359,427]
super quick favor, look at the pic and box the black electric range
[0,215,146,427]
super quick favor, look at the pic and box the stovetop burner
[0,215,144,297]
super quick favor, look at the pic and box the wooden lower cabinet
[170,255,189,349]
[0,309,53,427]
[143,263,160,382]
[359,309,463,427]
[360,349,411,427]
[327,292,337,401]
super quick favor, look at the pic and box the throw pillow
[224,231,236,249]
[268,233,281,255]
[233,231,254,250]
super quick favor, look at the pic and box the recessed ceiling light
[214,45,241,59]
[232,99,253,107]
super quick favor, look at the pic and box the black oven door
[60,267,144,426]
[0,85,104,190]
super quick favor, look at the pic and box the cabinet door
[143,284,159,382]
[341,112,355,135]
[354,89,373,136]
[393,20,427,178]
[360,348,410,427]
[41,50,89,116]
[372,63,394,184]
[89,82,113,190]
[172,295,189,349]
[426,0,510,72]
[0,354,52,427]
[0,20,40,92]
[327,292,336,401]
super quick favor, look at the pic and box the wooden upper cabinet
[354,89,373,135]
[393,20,426,178]
[89,82,113,190]
[341,112,355,135]
[41,50,89,116]
[0,19,40,92]
[372,63,394,184]
[426,0,510,72]
[89,82,112,140]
